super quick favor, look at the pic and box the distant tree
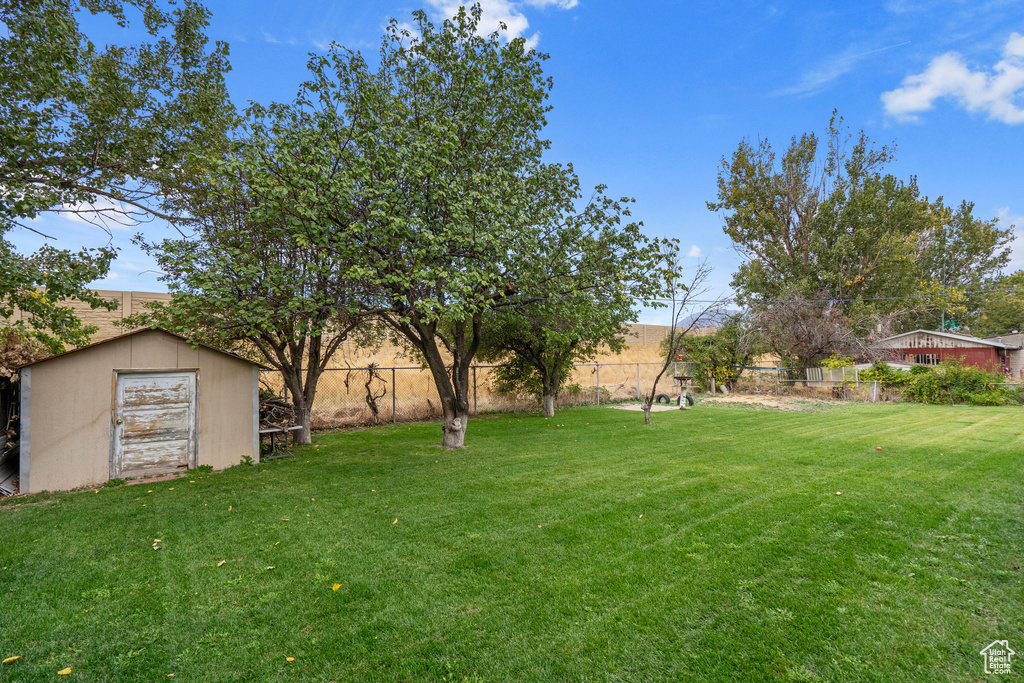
[744,288,867,371]
[708,112,1013,332]
[671,317,752,392]
[0,0,233,351]
[478,236,647,416]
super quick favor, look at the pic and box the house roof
[874,329,1022,350]
[19,327,268,369]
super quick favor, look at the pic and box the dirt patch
[696,393,846,412]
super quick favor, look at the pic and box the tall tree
[708,113,1012,331]
[239,6,669,448]
[0,0,233,351]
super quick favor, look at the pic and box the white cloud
[55,198,133,230]
[881,32,1024,124]
[522,0,579,8]
[687,245,701,258]
[262,31,278,44]
[777,41,912,97]
[420,0,575,50]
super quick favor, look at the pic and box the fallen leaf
[147,490,153,493]
[286,657,295,662]
[217,560,226,567]
[58,668,72,675]
[281,518,289,521]
[639,514,643,519]
[154,539,161,543]
[228,506,232,511]
[275,541,280,546]
[168,488,174,490]
[266,566,275,570]
[3,656,20,664]
[332,583,341,591]
[392,518,398,525]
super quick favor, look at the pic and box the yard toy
[877,447,882,451]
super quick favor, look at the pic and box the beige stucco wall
[21,329,258,494]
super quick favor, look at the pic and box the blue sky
[16,0,1024,323]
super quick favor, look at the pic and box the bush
[859,362,911,388]
[903,358,1012,405]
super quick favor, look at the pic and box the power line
[648,285,1024,306]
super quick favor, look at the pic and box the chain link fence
[259,362,674,429]
[261,362,1024,429]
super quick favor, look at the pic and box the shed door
[113,371,197,477]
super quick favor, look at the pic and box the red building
[874,329,1023,375]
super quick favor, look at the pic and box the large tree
[132,142,366,444]
[0,0,232,351]
[708,113,1013,333]
[236,6,669,448]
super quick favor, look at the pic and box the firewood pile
[260,393,295,428]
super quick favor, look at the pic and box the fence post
[473,366,478,416]
[391,367,396,424]
[596,364,600,406]
[636,363,640,401]
[775,369,780,396]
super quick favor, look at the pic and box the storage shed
[19,328,260,494]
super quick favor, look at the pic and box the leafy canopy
[0,0,232,351]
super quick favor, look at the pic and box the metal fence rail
[260,362,674,430]
[261,362,1024,429]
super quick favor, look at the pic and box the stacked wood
[260,393,295,427]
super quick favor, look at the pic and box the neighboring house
[873,329,1023,376]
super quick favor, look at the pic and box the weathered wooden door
[112,371,197,478]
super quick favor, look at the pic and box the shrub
[903,358,1009,404]
[859,362,911,388]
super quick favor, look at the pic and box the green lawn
[1,402,1022,681]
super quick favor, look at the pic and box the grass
[1,402,1022,681]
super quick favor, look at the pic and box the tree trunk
[296,403,313,445]
[441,403,469,449]
[643,404,652,425]
[542,392,555,417]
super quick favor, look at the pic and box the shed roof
[874,329,1022,350]
[19,327,267,368]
